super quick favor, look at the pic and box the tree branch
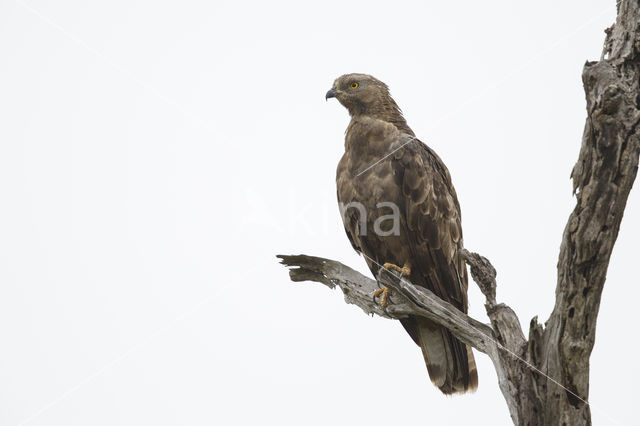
[278,251,527,424]
[277,254,496,354]
[278,2,640,424]
[532,1,640,422]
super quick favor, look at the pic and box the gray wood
[278,2,640,423]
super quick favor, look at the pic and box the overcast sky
[0,0,636,425]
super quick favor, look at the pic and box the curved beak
[325,87,338,101]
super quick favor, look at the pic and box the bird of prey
[327,73,477,394]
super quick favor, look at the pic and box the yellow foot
[373,286,391,308]
[383,262,411,276]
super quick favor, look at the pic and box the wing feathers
[394,140,467,309]
[337,115,476,394]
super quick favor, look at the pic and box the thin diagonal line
[360,252,622,426]
[14,269,246,426]
[11,4,240,424]
[356,136,417,176]
[354,4,613,178]
[15,0,218,134]
[427,4,613,131]
[15,296,214,426]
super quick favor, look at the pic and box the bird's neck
[350,101,414,136]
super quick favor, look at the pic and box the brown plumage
[327,73,478,394]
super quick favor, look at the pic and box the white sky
[0,0,636,425]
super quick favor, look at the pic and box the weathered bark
[278,252,528,422]
[528,1,640,423]
[278,1,640,424]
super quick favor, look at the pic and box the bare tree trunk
[278,1,640,424]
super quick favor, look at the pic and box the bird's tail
[413,317,478,394]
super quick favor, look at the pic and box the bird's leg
[383,262,411,277]
[373,286,391,307]
[373,262,411,307]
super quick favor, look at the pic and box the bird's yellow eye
[350,82,359,89]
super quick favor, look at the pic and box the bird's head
[326,73,393,116]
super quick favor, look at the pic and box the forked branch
[278,1,640,424]
[277,251,528,423]
[278,253,500,354]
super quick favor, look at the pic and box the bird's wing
[392,138,468,312]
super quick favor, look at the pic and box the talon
[383,262,411,276]
[373,286,391,307]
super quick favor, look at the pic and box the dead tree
[278,2,640,424]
